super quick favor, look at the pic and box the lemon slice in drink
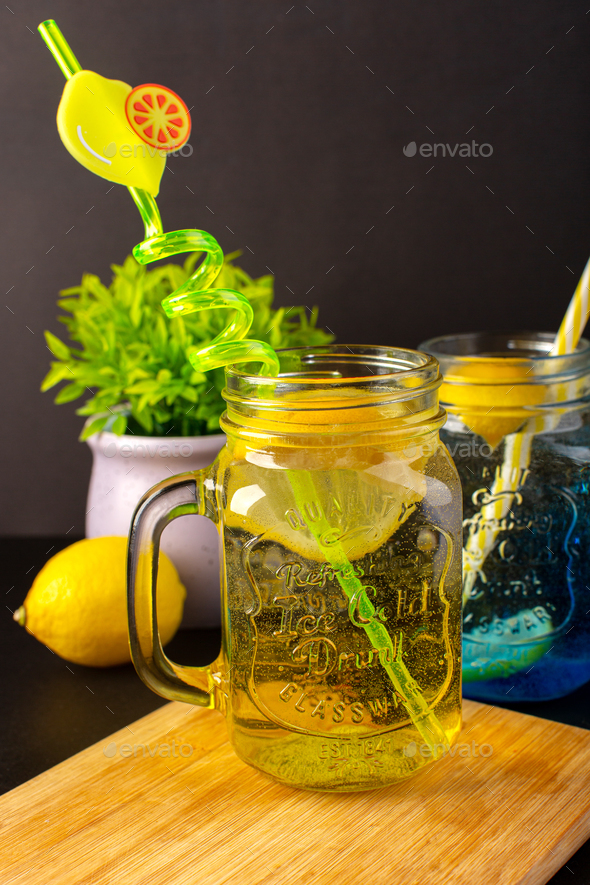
[221,383,452,562]
[223,441,453,563]
[440,360,547,449]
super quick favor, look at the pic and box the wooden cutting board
[1,699,589,885]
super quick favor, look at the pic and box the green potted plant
[43,251,334,625]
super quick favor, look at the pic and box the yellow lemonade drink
[215,347,463,790]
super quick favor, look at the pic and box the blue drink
[422,332,590,701]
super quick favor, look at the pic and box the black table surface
[3,537,590,883]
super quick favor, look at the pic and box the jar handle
[127,471,222,708]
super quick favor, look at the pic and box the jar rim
[420,331,590,361]
[225,344,439,391]
[221,344,444,440]
[420,331,590,384]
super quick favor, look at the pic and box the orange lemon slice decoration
[125,84,191,152]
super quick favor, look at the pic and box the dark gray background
[2,0,590,534]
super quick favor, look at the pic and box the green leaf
[54,383,85,404]
[111,414,127,435]
[41,362,74,391]
[132,406,153,434]
[125,380,160,394]
[76,401,103,416]
[137,392,153,412]
[79,414,109,441]
[129,278,144,327]
[44,330,70,361]
[180,386,199,403]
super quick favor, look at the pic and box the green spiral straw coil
[39,19,279,379]
[130,196,280,376]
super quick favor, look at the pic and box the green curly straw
[38,19,279,378]
[39,19,449,753]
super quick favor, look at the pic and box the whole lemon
[13,537,185,667]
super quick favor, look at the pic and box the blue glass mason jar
[420,332,590,702]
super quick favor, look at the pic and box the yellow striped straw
[551,255,590,355]
[463,415,546,603]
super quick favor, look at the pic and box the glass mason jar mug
[421,332,590,702]
[127,345,463,791]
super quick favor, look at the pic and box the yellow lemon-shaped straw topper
[440,359,547,449]
[57,70,166,196]
[13,537,185,667]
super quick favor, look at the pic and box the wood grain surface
[1,699,589,885]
